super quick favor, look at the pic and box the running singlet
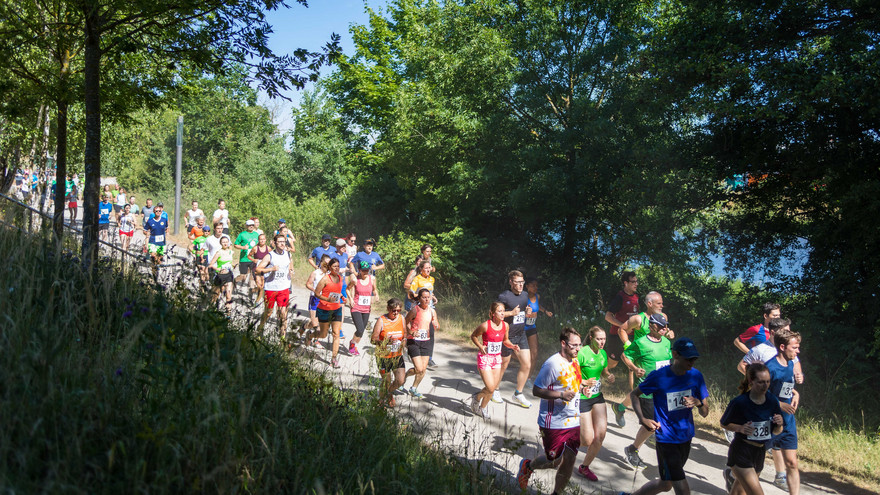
[766,358,795,407]
[144,216,167,245]
[118,213,135,233]
[251,245,270,263]
[216,249,234,270]
[525,296,540,329]
[264,250,292,291]
[308,268,325,296]
[637,366,709,444]
[377,314,405,358]
[482,320,508,355]
[98,202,112,224]
[634,312,652,340]
[351,276,374,313]
[535,353,581,429]
[234,231,260,261]
[408,304,433,341]
[607,290,639,333]
[577,346,608,399]
[317,273,343,310]
[720,393,783,445]
[624,334,673,398]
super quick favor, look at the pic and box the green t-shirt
[634,312,651,340]
[577,346,608,400]
[624,334,672,398]
[192,236,207,251]
[234,231,260,262]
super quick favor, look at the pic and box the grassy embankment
[0,223,501,493]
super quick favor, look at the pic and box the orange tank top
[318,273,343,310]
[378,314,405,358]
[408,304,433,341]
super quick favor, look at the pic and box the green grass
[0,223,501,493]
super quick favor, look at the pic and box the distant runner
[346,260,378,356]
[311,257,346,368]
[257,234,293,338]
[734,303,781,353]
[469,302,518,419]
[524,277,553,382]
[402,288,439,398]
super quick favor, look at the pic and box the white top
[116,193,126,206]
[345,244,357,259]
[309,268,326,296]
[205,234,228,264]
[185,208,204,226]
[212,208,229,228]
[535,353,582,429]
[264,250,292,291]
[118,213,136,233]
[743,342,800,366]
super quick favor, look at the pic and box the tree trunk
[53,98,68,240]
[81,2,101,268]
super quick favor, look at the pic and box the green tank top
[217,249,234,269]
[624,334,673,398]
[634,312,651,340]
[577,346,608,400]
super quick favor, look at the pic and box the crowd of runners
[28,181,805,495]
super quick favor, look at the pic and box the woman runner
[117,203,136,251]
[402,288,439,398]
[347,260,378,356]
[469,302,519,419]
[209,235,235,315]
[311,257,346,368]
[575,326,616,481]
[371,298,407,407]
[304,254,331,341]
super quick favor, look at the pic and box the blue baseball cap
[672,337,700,359]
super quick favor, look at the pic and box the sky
[258,0,384,131]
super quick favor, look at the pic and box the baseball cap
[335,238,346,247]
[201,226,210,233]
[156,202,164,208]
[278,218,286,223]
[648,313,668,328]
[245,220,255,226]
[359,260,371,270]
[322,234,332,241]
[672,337,700,358]
[364,238,375,246]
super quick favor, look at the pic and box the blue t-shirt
[525,295,540,330]
[720,393,783,446]
[309,245,334,264]
[144,216,168,245]
[637,366,709,444]
[766,357,796,431]
[352,251,384,270]
[98,201,113,224]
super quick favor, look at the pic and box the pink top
[351,275,374,313]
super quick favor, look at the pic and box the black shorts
[238,261,254,275]
[525,327,538,338]
[407,339,433,357]
[501,331,529,357]
[579,394,606,413]
[604,331,630,362]
[726,437,766,472]
[378,355,405,373]
[213,270,234,285]
[195,254,208,267]
[656,441,691,482]
[317,307,343,323]
[222,228,230,236]
[639,397,655,421]
[98,223,110,231]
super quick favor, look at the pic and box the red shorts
[265,289,290,309]
[119,230,133,237]
[477,353,502,370]
[68,201,77,208]
[540,427,580,461]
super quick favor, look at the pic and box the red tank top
[252,245,271,261]
[408,304,433,341]
[351,276,374,314]
[482,319,507,355]
[318,273,343,310]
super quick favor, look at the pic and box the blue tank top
[524,295,540,330]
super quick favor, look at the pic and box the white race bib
[747,420,772,441]
[667,390,690,411]
[154,234,164,243]
[486,341,502,355]
[358,295,371,306]
[513,311,525,325]
[655,359,671,369]
[388,340,401,352]
[327,292,341,303]
[275,269,288,281]
[525,316,537,326]
[586,379,601,396]
[779,382,794,399]
[414,328,430,341]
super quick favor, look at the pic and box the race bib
[586,379,601,396]
[655,359,671,369]
[388,340,401,352]
[513,311,526,325]
[525,316,537,326]
[414,328,430,341]
[249,240,256,247]
[275,269,288,281]
[667,390,690,411]
[748,420,772,441]
[358,295,371,306]
[327,292,341,303]
[779,381,794,399]
[154,234,164,243]
[486,341,502,355]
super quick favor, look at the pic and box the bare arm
[470,321,488,353]
[370,317,385,343]
[733,337,749,354]
[256,256,273,275]
[605,311,625,328]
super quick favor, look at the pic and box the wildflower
[115,367,123,377]
[122,310,133,318]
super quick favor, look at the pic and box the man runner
[98,194,113,243]
[234,219,260,286]
[351,238,385,273]
[308,234,335,269]
[765,328,802,493]
[605,271,640,372]
[257,234,292,338]
[142,203,169,265]
[734,303,781,353]
[496,270,534,408]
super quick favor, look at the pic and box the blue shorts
[309,295,320,311]
[771,416,798,450]
[317,307,343,323]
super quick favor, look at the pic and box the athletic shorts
[308,295,320,311]
[727,437,766,472]
[113,204,122,213]
[579,394,606,413]
[501,331,529,357]
[119,230,133,237]
[406,338,433,357]
[771,419,798,450]
[525,327,538,338]
[148,243,166,256]
[317,307,343,323]
[68,201,77,208]
[539,427,580,461]
[656,441,691,481]
[639,397,655,421]
[265,289,290,310]
[477,352,502,370]
[238,261,254,275]
[195,254,208,267]
[604,331,630,362]
[222,228,230,236]
[99,223,110,231]
[378,355,405,374]
[213,269,234,285]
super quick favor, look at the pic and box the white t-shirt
[345,244,357,259]
[118,213,136,233]
[264,250,292,292]
[205,234,228,264]
[185,208,204,226]
[116,193,126,206]
[212,208,229,229]
[742,343,800,366]
[535,353,582,429]
[309,268,326,296]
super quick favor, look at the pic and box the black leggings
[351,311,370,338]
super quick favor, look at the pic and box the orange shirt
[378,314,405,358]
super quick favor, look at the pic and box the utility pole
[174,115,183,234]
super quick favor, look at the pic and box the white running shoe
[513,392,532,408]
[469,394,480,415]
[491,390,502,403]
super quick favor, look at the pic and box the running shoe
[774,474,789,492]
[331,357,340,368]
[409,387,424,399]
[577,464,598,481]
[723,467,735,493]
[613,402,627,427]
[624,445,647,469]
[397,385,407,394]
[479,407,491,420]
[516,458,533,490]
[724,428,736,444]
[469,394,481,415]
[340,329,345,339]
[491,390,502,403]
[348,342,360,356]
[428,359,437,368]
[512,392,532,408]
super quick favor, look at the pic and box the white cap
[335,238,346,246]
[245,220,255,226]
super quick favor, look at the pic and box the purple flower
[141,307,148,313]
[122,310,133,318]
[115,367,123,376]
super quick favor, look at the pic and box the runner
[310,257,346,368]
[331,238,351,279]
[516,327,582,493]
[185,200,204,229]
[304,254,331,339]
[346,260,378,356]
[188,219,210,284]
[307,234,334,269]
[257,234,293,337]
[613,291,675,427]
[370,298,407,408]
[114,187,126,215]
[205,222,230,305]
[604,271,640,385]
[620,338,709,495]
[66,179,78,223]
[734,303,781,353]
[273,220,295,253]
[495,270,533,408]
[98,193,113,243]
[351,238,385,273]
[212,199,231,235]
[117,203,136,251]
[620,313,674,470]
[252,217,263,236]
[468,302,518,419]
[142,203,169,266]
[524,277,553,381]
[404,260,438,366]
[402,288,439,398]
[234,219,260,287]
[209,235,235,315]
[345,232,358,259]
[248,233,271,306]
[141,199,154,226]
[127,195,139,220]
[721,362,784,495]
[575,326,615,481]
[765,328,802,494]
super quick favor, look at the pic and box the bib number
[513,311,525,325]
[526,316,537,326]
[748,420,772,441]
[586,379,601,396]
[779,382,794,399]
[275,269,289,281]
[667,390,690,411]
[486,341,502,355]
[327,292,341,303]
[358,295,371,306]
[154,234,164,243]
[655,359,671,369]
[414,328,430,341]
[388,340,401,352]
